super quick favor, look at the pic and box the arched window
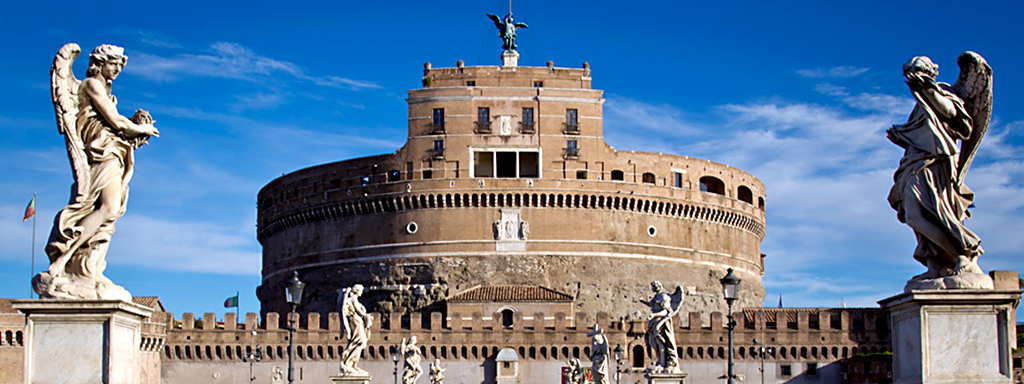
[632,345,645,368]
[611,170,624,181]
[699,176,725,195]
[642,172,656,184]
[737,185,753,204]
[758,196,766,211]
[501,309,515,328]
[386,170,401,182]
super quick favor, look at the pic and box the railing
[429,122,445,134]
[430,147,445,160]
[564,147,580,159]
[563,122,580,134]
[474,121,492,134]
[520,121,536,134]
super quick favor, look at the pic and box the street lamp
[284,271,305,384]
[752,338,772,384]
[613,344,624,384]
[391,346,400,384]
[244,330,263,383]
[720,268,741,384]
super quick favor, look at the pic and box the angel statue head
[650,280,664,293]
[903,56,938,79]
[87,44,127,81]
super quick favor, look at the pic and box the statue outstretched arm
[82,78,159,138]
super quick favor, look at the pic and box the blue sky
[1,1,1022,316]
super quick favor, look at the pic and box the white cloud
[107,213,260,275]
[604,95,702,137]
[232,92,286,112]
[796,66,870,78]
[129,42,382,90]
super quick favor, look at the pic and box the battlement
[421,60,592,89]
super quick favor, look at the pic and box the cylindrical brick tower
[257,59,767,317]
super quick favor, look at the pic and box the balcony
[563,122,580,135]
[520,121,536,134]
[430,147,445,160]
[474,121,492,134]
[563,147,580,159]
[429,122,446,135]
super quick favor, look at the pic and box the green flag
[223,294,239,308]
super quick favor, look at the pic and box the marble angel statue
[588,324,610,384]
[429,359,445,384]
[567,358,583,384]
[640,280,684,373]
[35,43,159,301]
[886,52,994,290]
[401,336,423,384]
[338,285,373,375]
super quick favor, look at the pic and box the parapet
[421,61,592,88]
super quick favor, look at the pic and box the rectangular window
[567,140,578,151]
[432,139,444,159]
[478,107,490,124]
[406,162,414,180]
[565,108,579,133]
[521,107,535,133]
[674,172,683,188]
[780,364,792,377]
[496,152,517,178]
[432,108,445,133]
[422,169,433,179]
[474,151,494,178]
[466,80,476,87]
[806,363,818,376]
[518,152,539,178]
[576,170,587,180]
[533,81,544,87]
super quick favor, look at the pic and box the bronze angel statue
[887,51,993,290]
[35,43,159,301]
[640,280,684,373]
[487,12,528,51]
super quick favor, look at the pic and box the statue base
[644,371,687,384]
[879,290,1019,384]
[905,272,994,292]
[11,299,154,384]
[328,374,372,384]
[502,50,519,67]
[33,272,133,301]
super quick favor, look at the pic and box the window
[674,172,684,188]
[422,170,433,179]
[565,109,579,133]
[611,170,624,181]
[476,107,491,133]
[632,345,645,368]
[533,81,544,87]
[738,185,753,204]
[432,139,445,159]
[642,172,656,184]
[576,170,587,180]
[386,170,401,182]
[758,196,766,211]
[360,176,370,186]
[466,80,476,87]
[406,162,414,180]
[780,364,792,377]
[806,362,818,376]
[699,176,725,195]
[472,150,539,179]
[431,108,445,133]
[521,107,535,133]
[565,140,579,158]
[501,309,514,328]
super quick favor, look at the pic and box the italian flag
[223,294,239,308]
[22,196,35,222]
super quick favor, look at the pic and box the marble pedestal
[644,371,687,384]
[12,300,153,384]
[501,50,519,67]
[328,374,371,384]
[879,290,1020,384]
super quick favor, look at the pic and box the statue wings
[50,43,91,198]
[338,288,352,340]
[513,22,528,29]
[951,51,993,186]
[667,285,685,317]
[487,14,503,31]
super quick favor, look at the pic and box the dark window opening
[431,108,445,133]
[519,152,539,178]
[674,172,683,188]
[496,152,517,178]
[565,140,579,158]
[476,107,491,133]
[699,176,725,195]
[780,364,792,377]
[758,196,766,211]
[738,185,754,204]
[611,170,624,181]
[360,176,370,186]
[632,345,645,368]
[474,152,494,178]
[807,362,818,376]
[386,170,401,182]
[423,170,433,179]
[533,81,544,88]
[406,162,414,180]
[576,170,587,180]
[432,139,445,159]
[642,172,656,184]
[466,80,476,87]
[501,309,514,328]
[565,108,579,133]
[521,107,535,133]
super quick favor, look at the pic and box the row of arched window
[0,329,23,347]
[259,191,765,240]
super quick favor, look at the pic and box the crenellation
[307,312,321,330]
[201,313,215,329]
[181,313,194,330]
[265,312,279,330]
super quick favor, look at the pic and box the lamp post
[391,346,400,384]
[720,268,741,384]
[613,344,623,384]
[284,271,305,384]
[752,338,772,384]
[244,330,263,383]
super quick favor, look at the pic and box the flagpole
[30,193,36,299]
[236,290,240,322]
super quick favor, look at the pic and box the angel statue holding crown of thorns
[640,280,685,373]
[35,43,160,301]
[886,51,994,291]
